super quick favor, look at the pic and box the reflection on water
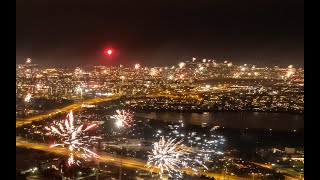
[135,112,304,130]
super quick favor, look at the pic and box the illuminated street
[16,95,119,127]
[16,92,203,128]
[16,137,251,180]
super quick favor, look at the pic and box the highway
[16,138,250,180]
[16,95,119,128]
[16,93,202,128]
[249,161,273,169]
[249,162,303,180]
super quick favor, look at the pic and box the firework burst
[178,62,186,69]
[210,126,220,131]
[146,136,185,176]
[75,85,83,97]
[150,68,159,77]
[111,109,134,128]
[45,110,101,166]
[134,63,141,69]
[24,93,32,102]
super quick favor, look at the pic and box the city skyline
[16,0,304,67]
[16,56,304,179]
[16,1,304,179]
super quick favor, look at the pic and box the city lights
[16,58,303,179]
[135,63,141,69]
[16,1,304,179]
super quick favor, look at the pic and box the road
[249,161,273,169]
[16,93,203,128]
[249,162,303,180]
[16,138,251,180]
[277,168,304,180]
[16,95,120,128]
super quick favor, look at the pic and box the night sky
[16,0,304,67]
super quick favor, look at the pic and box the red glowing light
[104,49,113,56]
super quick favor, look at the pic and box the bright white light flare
[150,68,159,76]
[45,110,100,166]
[24,93,32,102]
[287,70,294,78]
[135,64,141,69]
[111,109,134,128]
[146,136,185,176]
[178,62,186,69]
[26,58,31,64]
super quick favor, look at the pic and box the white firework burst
[146,136,185,176]
[68,153,81,166]
[111,109,134,128]
[135,63,141,69]
[75,86,83,94]
[24,93,32,102]
[210,126,220,131]
[178,62,186,69]
[26,58,31,64]
[150,68,159,76]
[45,110,101,166]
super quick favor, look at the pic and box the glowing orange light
[135,64,141,69]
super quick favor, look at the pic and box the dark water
[135,112,304,130]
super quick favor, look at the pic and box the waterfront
[135,112,304,130]
[16,109,304,179]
